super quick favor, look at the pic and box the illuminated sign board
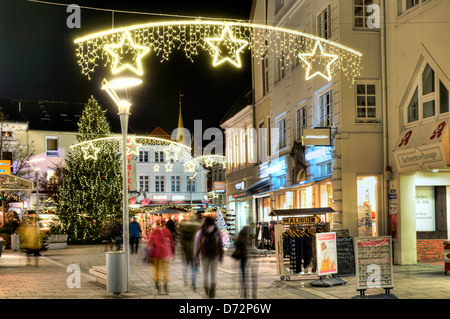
[302,128,332,146]
[152,195,168,201]
[0,160,11,175]
[214,181,226,194]
[171,195,186,201]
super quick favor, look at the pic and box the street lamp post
[102,77,142,293]
[189,170,198,211]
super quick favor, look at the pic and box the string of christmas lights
[74,20,363,83]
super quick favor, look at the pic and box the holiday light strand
[74,20,362,82]
[184,155,226,172]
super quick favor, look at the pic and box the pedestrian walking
[179,215,201,291]
[129,217,142,254]
[147,219,175,294]
[194,216,224,298]
[165,217,177,245]
[17,220,42,267]
[232,226,258,298]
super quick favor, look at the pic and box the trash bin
[106,251,127,294]
[444,241,450,276]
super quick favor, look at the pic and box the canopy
[0,174,34,194]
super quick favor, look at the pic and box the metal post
[119,112,130,293]
[35,170,40,231]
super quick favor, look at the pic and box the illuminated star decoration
[104,31,150,75]
[184,161,197,173]
[298,41,338,81]
[82,142,101,160]
[203,156,215,167]
[127,138,142,156]
[163,144,182,162]
[153,164,160,172]
[205,25,248,68]
[165,163,173,172]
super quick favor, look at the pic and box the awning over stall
[0,174,34,194]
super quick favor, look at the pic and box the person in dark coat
[179,215,201,291]
[129,217,142,254]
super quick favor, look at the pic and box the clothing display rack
[270,208,347,287]
[256,221,276,250]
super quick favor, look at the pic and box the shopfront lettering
[283,216,321,225]
[400,151,438,164]
[430,121,446,140]
[398,130,412,147]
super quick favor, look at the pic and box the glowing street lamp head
[108,77,143,89]
[101,78,142,112]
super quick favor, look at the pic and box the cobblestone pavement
[0,244,449,300]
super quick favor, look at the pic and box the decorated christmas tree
[56,96,122,243]
[215,208,230,246]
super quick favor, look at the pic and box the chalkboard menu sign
[336,236,355,276]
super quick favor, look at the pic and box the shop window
[416,186,448,239]
[357,176,379,237]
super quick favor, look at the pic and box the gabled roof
[148,126,172,140]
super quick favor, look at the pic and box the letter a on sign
[430,121,446,140]
[66,4,81,29]
[398,130,412,148]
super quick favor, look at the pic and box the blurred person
[17,220,42,267]
[194,216,224,298]
[165,217,177,245]
[148,219,175,294]
[232,226,259,299]
[101,222,115,251]
[113,222,123,250]
[129,217,142,254]
[179,214,201,291]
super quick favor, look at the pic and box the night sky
[0,0,254,135]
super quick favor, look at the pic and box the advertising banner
[316,232,338,276]
[355,236,394,290]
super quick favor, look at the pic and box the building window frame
[406,62,449,124]
[155,151,164,163]
[353,0,380,30]
[277,115,287,151]
[295,104,307,141]
[45,136,59,157]
[315,84,333,128]
[155,175,165,193]
[171,175,181,193]
[187,176,196,192]
[139,175,149,192]
[317,5,332,40]
[139,150,149,162]
[356,82,379,122]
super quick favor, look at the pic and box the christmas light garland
[74,20,362,83]
[184,155,225,172]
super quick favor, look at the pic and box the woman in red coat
[148,219,175,294]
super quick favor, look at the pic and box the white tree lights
[74,20,363,83]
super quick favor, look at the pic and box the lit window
[46,137,59,157]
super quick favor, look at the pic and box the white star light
[298,41,338,81]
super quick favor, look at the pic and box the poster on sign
[316,232,338,276]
